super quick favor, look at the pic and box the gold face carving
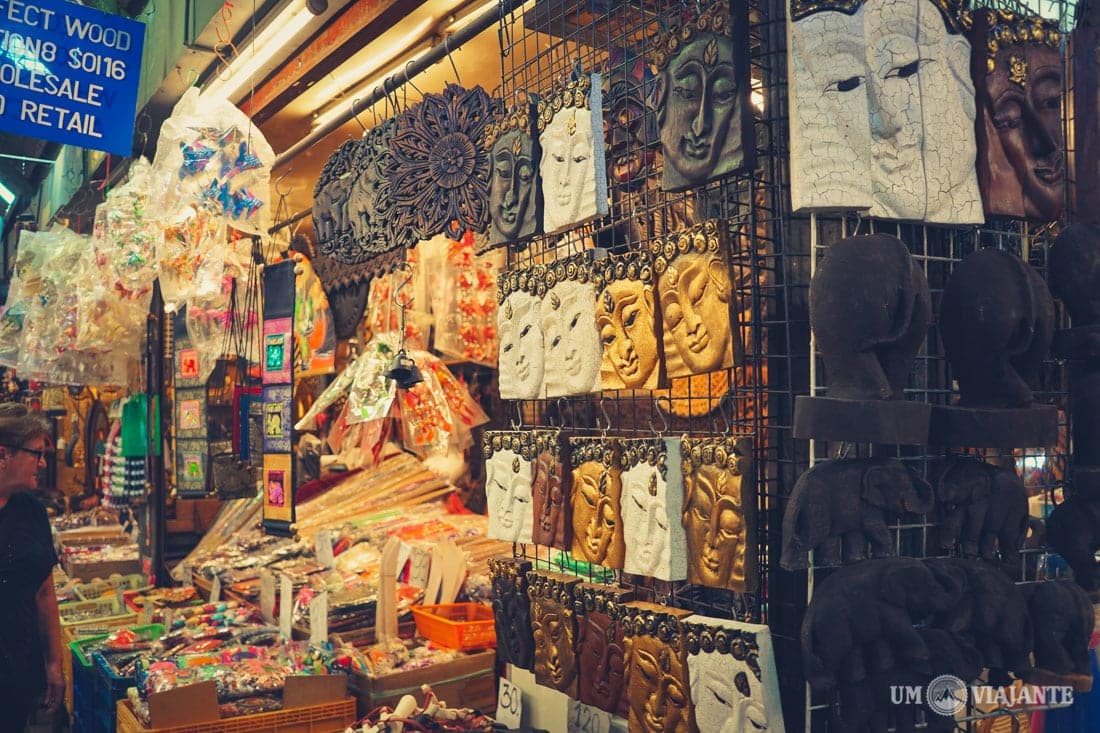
[531,592,578,695]
[624,634,693,733]
[597,278,661,390]
[682,462,748,590]
[570,457,626,569]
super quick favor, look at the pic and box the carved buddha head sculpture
[684,615,783,733]
[489,557,535,669]
[541,255,603,397]
[531,429,572,549]
[483,430,535,543]
[618,438,688,581]
[970,9,1064,220]
[528,571,581,696]
[651,220,738,378]
[681,435,756,592]
[497,266,545,399]
[487,103,542,247]
[788,0,982,224]
[621,602,695,733]
[538,73,609,234]
[576,583,633,715]
[569,437,626,569]
[594,249,663,391]
[604,50,659,191]
[652,1,753,192]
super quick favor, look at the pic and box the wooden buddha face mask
[604,51,659,191]
[619,438,688,581]
[489,557,535,669]
[483,431,534,544]
[538,73,609,234]
[684,615,785,733]
[652,220,739,378]
[970,9,1064,220]
[528,571,581,697]
[569,438,625,569]
[531,429,571,550]
[621,602,695,733]
[487,104,542,247]
[594,250,663,391]
[653,1,753,192]
[541,256,602,397]
[681,435,756,592]
[575,584,633,716]
[497,266,545,399]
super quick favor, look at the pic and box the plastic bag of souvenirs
[91,157,162,299]
[148,87,275,236]
[396,350,488,459]
[158,207,228,307]
[420,231,501,367]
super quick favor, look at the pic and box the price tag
[186,565,194,588]
[496,677,523,729]
[137,602,153,627]
[314,530,335,569]
[209,574,222,603]
[309,591,329,645]
[259,571,276,624]
[279,574,293,640]
[568,698,611,733]
[395,540,412,579]
[407,545,431,589]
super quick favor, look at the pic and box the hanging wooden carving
[527,570,582,697]
[653,0,754,192]
[969,9,1064,220]
[568,437,625,569]
[681,435,756,592]
[312,139,360,259]
[531,428,571,550]
[618,437,688,581]
[592,248,664,391]
[483,429,536,544]
[489,557,536,670]
[620,602,695,733]
[388,84,497,240]
[574,583,633,716]
[485,101,542,250]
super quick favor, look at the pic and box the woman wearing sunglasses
[0,403,62,731]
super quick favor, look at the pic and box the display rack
[496,0,1082,730]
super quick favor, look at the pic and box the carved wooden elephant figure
[924,558,1033,680]
[935,455,1029,565]
[1047,495,1100,592]
[939,248,1054,408]
[801,558,961,693]
[810,234,931,402]
[1023,579,1095,686]
[781,457,935,570]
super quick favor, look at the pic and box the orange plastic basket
[410,603,497,651]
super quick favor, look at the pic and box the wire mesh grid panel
[493,0,805,641]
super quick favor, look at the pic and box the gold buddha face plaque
[528,571,581,696]
[621,602,695,733]
[568,437,625,569]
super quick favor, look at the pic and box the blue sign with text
[0,0,144,155]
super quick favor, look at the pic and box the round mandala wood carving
[388,83,497,240]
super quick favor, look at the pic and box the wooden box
[346,649,496,718]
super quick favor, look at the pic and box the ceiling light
[309,56,415,130]
[204,1,316,103]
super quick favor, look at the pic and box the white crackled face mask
[619,440,687,581]
[498,290,544,399]
[541,108,599,234]
[486,448,534,543]
[541,279,602,397]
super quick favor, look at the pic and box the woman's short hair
[0,403,50,448]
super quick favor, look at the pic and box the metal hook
[650,398,670,436]
[274,169,292,198]
[404,60,424,97]
[349,98,368,134]
[713,392,734,436]
[392,262,414,308]
[510,401,524,430]
[371,87,383,127]
[597,398,612,436]
[444,33,462,86]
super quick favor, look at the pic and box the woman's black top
[0,492,57,691]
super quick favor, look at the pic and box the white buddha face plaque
[497,266,545,400]
[541,258,602,398]
[683,614,785,733]
[788,0,982,224]
[484,430,535,544]
[538,73,609,234]
[619,438,687,581]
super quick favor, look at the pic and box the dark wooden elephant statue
[1023,580,1095,689]
[801,558,961,693]
[934,455,1029,565]
[1047,495,1100,592]
[810,234,931,402]
[924,558,1033,680]
[939,248,1055,408]
[781,458,935,570]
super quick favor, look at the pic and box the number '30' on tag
[496,677,523,729]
